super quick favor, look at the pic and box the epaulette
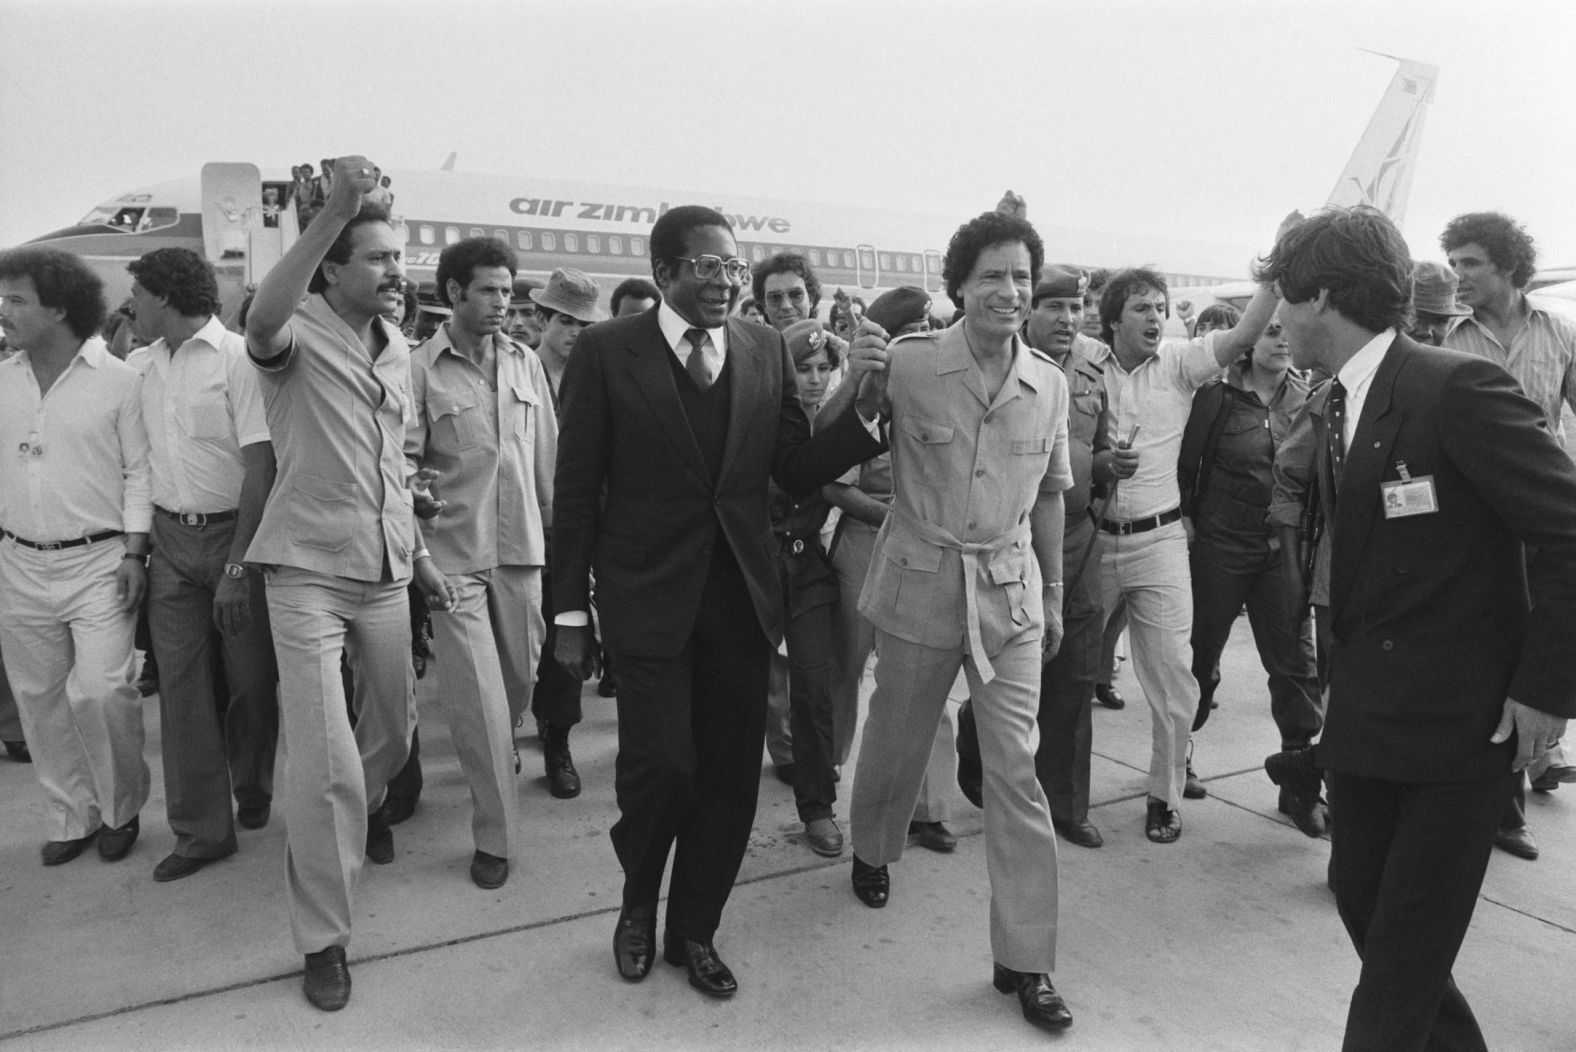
[889,330,937,348]
[1028,346,1056,364]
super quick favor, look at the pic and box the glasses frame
[676,254,752,283]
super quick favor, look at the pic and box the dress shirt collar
[14,335,110,373]
[1336,328,1397,402]
[428,323,526,363]
[150,315,228,363]
[658,299,728,359]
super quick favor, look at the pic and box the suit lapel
[624,310,711,485]
[717,318,767,485]
[1329,336,1410,619]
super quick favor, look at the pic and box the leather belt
[155,506,239,528]
[2,528,122,551]
[1096,507,1182,536]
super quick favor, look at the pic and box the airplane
[16,53,1435,328]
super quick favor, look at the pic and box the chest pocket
[1012,436,1050,455]
[182,397,231,441]
[900,414,954,446]
[509,384,539,441]
[432,396,483,451]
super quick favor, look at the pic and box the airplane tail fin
[1324,53,1439,226]
[441,152,457,172]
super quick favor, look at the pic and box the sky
[3,0,1575,275]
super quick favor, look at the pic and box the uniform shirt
[1092,331,1223,520]
[134,316,269,515]
[859,323,1072,679]
[406,324,557,573]
[246,294,415,582]
[0,337,151,541]
[1049,332,1114,522]
[1445,297,1576,446]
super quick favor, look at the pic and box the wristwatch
[224,562,248,579]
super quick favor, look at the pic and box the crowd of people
[1,154,1574,1048]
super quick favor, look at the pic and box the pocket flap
[900,415,954,445]
[883,532,942,573]
[987,543,1031,585]
[510,384,540,407]
[297,474,355,503]
[1012,436,1050,454]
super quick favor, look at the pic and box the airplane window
[137,207,179,233]
[517,231,532,250]
[630,237,645,256]
[419,225,435,245]
[469,227,484,238]
[878,253,891,272]
[843,250,855,269]
[542,232,556,251]
[809,249,822,266]
[112,207,146,230]
[565,234,578,253]
[752,245,765,263]
[610,236,623,255]
[587,235,600,254]
[494,229,507,242]
[910,255,922,272]
[444,226,460,245]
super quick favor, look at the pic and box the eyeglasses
[676,255,752,283]
[764,288,808,306]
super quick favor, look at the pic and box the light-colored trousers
[266,566,415,954]
[0,538,149,839]
[829,518,953,822]
[427,566,538,858]
[1096,521,1198,809]
[851,628,1059,973]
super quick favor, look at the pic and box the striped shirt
[1445,298,1576,448]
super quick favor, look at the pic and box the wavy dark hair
[750,252,822,313]
[307,201,394,295]
[1254,206,1411,334]
[0,246,107,340]
[435,237,519,307]
[1098,267,1169,347]
[1440,211,1537,289]
[127,248,220,317]
[941,211,1044,310]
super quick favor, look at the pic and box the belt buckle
[791,539,805,555]
[180,512,205,527]
[39,541,61,551]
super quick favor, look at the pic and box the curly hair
[435,237,519,307]
[0,246,107,340]
[127,248,220,317]
[1098,268,1169,347]
[307,201,394,295]
[1440,211,1537,289]
[750,252,822,312]
[1254,206,1411,334]
[941,211,1045,310]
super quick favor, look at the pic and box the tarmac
[1,627,1573,1051]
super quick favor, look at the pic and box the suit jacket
[551,308,883,657]
[1317,335,1576,782]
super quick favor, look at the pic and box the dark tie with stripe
[1325,378,1347,497]
[684,328,713,390]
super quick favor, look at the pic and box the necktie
[684,328,713,390]
[1325,378,1347,496]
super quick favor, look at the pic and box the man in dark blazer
[1260,206,1576,1052]
[551,205,885,998]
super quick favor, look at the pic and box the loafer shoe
[613,902,657,981]
[1094,684,1125,710]
[909,820,957,853]
[993,963,1073,1032]
[1494,825,1539,861]
[663,934,738,998]
[302,946,351,1011]
[153,849,233,883]
[541,724,581,799]
[365,808,395,865]
[470,850,509,889]
[1277,786,1329,838]
[98,816,140,861]
[804,816,844,857]
[955,699,984,808]
[41,831,97,866]
[851,855,889,908]
[1145,797,1181,844]
[1264,746,1323,803]
[1052,816,1104,849]
[236,802,271,830]
[1184,762,1208,799]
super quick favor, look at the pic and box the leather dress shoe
[236,801,271,830]
[541,723,581,799]
[470,850,509,889]
[993,963,1073,1032]
[909,820,957,852]
[1531,764,1576,792]
[1183,762,1208,799]
[98,815,140,861]
[302,946,352,1011]
[3,739,30,763]
[1094,684,1125,710]
[1052,816,1104,849]
[365,808,395,865]
[804,816,844,857]
[851,855,889,908]
[1494,825,1539,861]
[613,902,658,981]
[955,699,984,808]
[381,795,417,825]
[1265,747,1325,838]
[41,831,97,866]
[663,934,738,998]
[153,848,233,883]
[1145,797,1181,844]
[1277,785,1329,838]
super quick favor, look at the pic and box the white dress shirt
[1336,329,1398,449]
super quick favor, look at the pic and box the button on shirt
[406,325,558,573]
[1093,331,1223,520]
[134,316,269,514]
[0,337,152,540]
[1445,299,1576,446]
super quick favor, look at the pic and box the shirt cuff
[554,611,590,627]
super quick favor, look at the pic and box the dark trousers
[532,567,584,729]
[783,567,837,822]
[1035,517,1104,822]
[148,516,278,857]
[1330,771,1513,1052]
[1189,538,1322,749]
[607,544,771,942]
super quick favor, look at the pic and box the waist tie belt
[1095,506,1182,536]
[2,528,122,551]
[889,506,1032,684]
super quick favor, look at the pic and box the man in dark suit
[551,205,885,998]
[1260,206,1576,1051]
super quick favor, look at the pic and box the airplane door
[855,244,878,290]
[200,162,297,292]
